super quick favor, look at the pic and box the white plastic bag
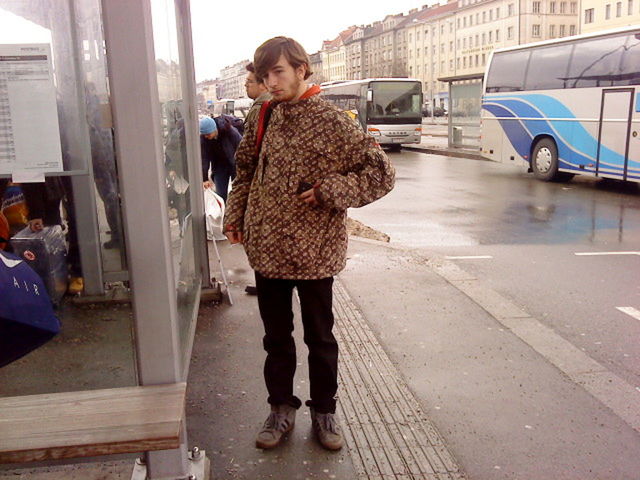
[204,187,226,241]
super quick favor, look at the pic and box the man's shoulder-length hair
[254,37,313,81]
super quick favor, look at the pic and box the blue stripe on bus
[484,94,638,170]
[636,92,640,112]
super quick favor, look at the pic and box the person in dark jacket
[200,115,241,203]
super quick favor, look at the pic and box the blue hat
[200,117,217,135]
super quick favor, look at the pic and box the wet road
[349,150,640,388]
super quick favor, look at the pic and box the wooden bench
[0,382,186,464]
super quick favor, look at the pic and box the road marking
[616,307,640,321]
[575,251,640,256]
[445,255,493,259]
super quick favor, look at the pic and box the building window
[475,34,479,46]
[441,25,444,34]
[463,57,467,68]
[560,1,566,13]
[606,4,611,18]
[533,1,541,13]
[490,9,494,20]
[440,43,445,53]
[550,1,556,13]
[409,33,412,43]
[475,54,479,67]
[550,25,556,37]
[482,33,486,45]
[489,30,493,42]
[450,41,453,51]
[476,13,480,23]
[496,7,500,18]
[425,46,428,56]
[628,0,633,15]
[450,22,453,33]
[496,29,501,41]
[457,39,461,49]
[569,24,576,35]
[457,58,461,69]
[482,53,486,65]
[416,48,420,57]
[417,65,420,74]
[584,8,594,23]
[532,24,540,36]
[483,11,486,22]
[417,31,421,41]
[463,16,467,27]
[509,4,514,16]
[508,26,514,39]
[463,37,467,48]
[616,1,622,16]
[559,24,565,36]
[450,59,454,69]
[571,1,577,13]
[457,18,460,28]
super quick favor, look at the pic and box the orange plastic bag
[1,183,29,228]
[0,211,8,250]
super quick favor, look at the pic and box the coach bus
[481,26,640,182]
[320,78,423,149]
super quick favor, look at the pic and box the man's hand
[28,218,44,232]
[298,187,319,207]
[225,230,243,244]
[203,180,213,189]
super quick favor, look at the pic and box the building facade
[581,0,640,33]
[219,59,249,99]
[308,51,326,85]
[321,26,358,82]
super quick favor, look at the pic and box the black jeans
[255,271,338,414]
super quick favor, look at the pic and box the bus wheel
[531,138,559,181]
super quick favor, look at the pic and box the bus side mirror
[366,89,373,102]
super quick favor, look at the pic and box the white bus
[320,78,423,149]
[482,26,640,182]
[210,98,253,119]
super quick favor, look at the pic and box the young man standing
[223,37,395,451]
[243,62,271,130]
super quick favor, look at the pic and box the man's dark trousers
[255,271,338,414]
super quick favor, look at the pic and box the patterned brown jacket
[224,88,395,279]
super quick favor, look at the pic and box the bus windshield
[368,81,422,123]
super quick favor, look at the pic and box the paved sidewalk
[187,240,466,479]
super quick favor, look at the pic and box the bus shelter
[0,0,210,478]
[438,73,484,149]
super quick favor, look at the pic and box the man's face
[263,54,306,103]
[245,72,264,100]
[203,131,218,140]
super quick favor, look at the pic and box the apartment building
[345,26,365,80]
[406,1,458,108]
[219,59,249,99]
[581,0,640,33]
[321,26,357,82]
[308,51,325,85]
[453,0,577,78]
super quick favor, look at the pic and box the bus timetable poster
[0,44,63,176]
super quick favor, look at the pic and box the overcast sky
[190,0,438,81]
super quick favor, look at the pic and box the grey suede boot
[310,408,343,451]
[255,404,296,449]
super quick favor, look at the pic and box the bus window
[524,44,572,90]
[486,50,529,92]
[619,33,640,86]
[566,34,627,88]
[368,81,421,121]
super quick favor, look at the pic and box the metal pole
[101,0,189,477]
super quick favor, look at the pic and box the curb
[402,145,488,161]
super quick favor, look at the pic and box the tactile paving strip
[333,278,466,480]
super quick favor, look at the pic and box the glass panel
[618,32,640,86]
[450,80,482,148]
[486,50,529,93]
[150,0,200,365]
[0,0,135,395]
[525,44,572,90]
[566,34,627,88]
[368,81,422,124]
